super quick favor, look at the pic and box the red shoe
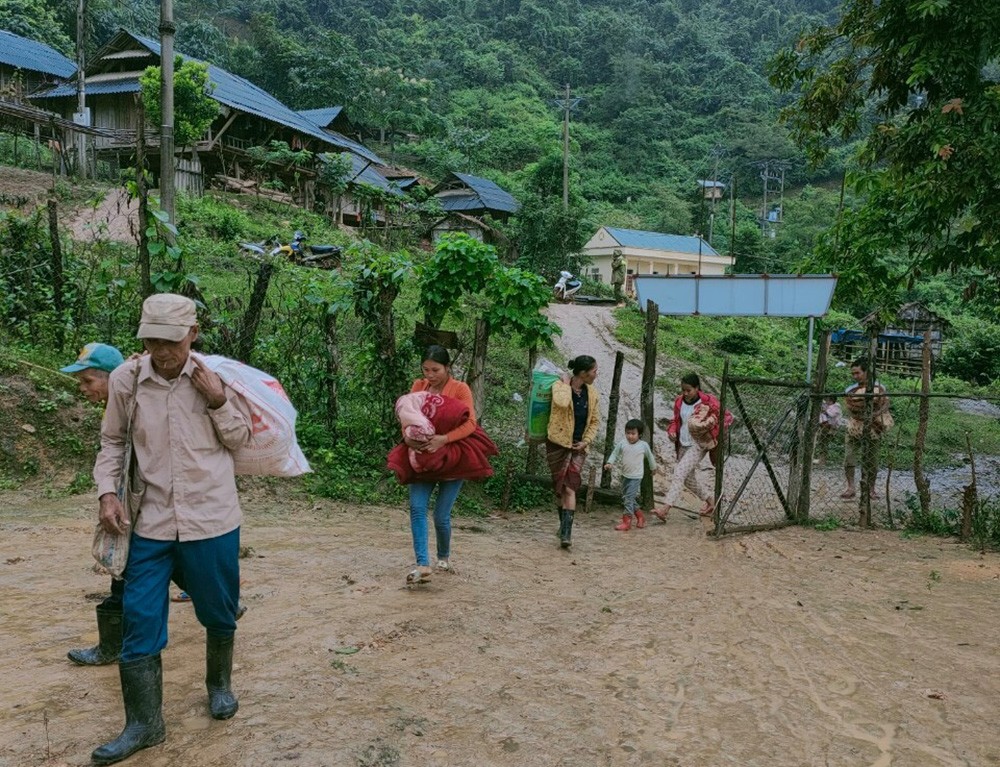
[614,514,632,531]
[652,507,669,522]
[635,510,646,529]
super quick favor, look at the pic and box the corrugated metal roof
[319,128,384,165]
[299,107,343,127]
[0,29,76,78]
[437,191,489,212]
[34,79,140,97]
[604,227,720,257]
[37,30,385,165]
[438,172,519,214]
[325,152,403,197]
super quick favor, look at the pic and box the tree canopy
[770,0,1000,307]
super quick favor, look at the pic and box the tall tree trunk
[136,99,152,298]
[601,351,625,489]
[237,262,274,363]
[467,318,489,424]
[640,300,659,509]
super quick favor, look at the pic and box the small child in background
[604,419,657,531]
[815,396,843,465]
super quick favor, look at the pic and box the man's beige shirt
[94,355,252,541]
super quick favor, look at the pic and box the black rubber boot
[557,508,567,539]
[91,654,165,765]
[206,635,239,720]
[560,511,574,549]
[68,605,122,666]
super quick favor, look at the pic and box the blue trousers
[408,480,463,566]
[101,568,186,611]
[621,477,641,516]
[121,528,240,662]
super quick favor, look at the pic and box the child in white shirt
[604,419,657,531]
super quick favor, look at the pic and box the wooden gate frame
[711,342,830,536]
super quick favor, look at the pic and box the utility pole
[729,173,737,265]
[757,160,788,238]
[74,0,88,178]
[552,84,582,211]
[708,145,724,246]
[159,0,176,225]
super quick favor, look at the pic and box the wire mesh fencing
[807,390,1000,531]
[716,377,812,533]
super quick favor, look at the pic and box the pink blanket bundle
[387,392,498,484]
[395,391,442,471]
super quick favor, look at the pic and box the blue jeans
[121,528,240,662]
[621,477,641,516]
[408,480,464,566]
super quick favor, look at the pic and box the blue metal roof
[319,129,384,166]
[604,227,720,257]
[329,152,403,197]
[36,30,385,165]
[299,107,343,128]
[437,191,489,212]
[35,79,140,97]
[0,29,76,78]
[297,108,387,164]
[437,172,519,214]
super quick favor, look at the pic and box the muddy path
[2,488,999,767]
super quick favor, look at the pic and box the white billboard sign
[633,274,837,317]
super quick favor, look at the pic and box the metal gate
[712,369,815,536]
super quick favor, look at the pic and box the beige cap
[136,293,197,342]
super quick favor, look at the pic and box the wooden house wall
[0,66,49,102]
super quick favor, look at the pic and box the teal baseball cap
[60,342,125,374]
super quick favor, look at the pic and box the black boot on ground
[557,508,567,539]
[560,511,574,549]
[91,654,166,765]
[68,605,122,666]
[206,634,239,720]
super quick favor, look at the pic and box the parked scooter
[288,231,342,268]
[553,270,582,302]
[237,235,280,258]
[238,232,342,269]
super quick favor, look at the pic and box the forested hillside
[8,0,844,267]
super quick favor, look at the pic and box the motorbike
[553,270,582,302]
[288,231,342,268]
[238,232,342,269]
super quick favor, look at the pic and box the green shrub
[940,318,1000,386]
[901,493,959,536]
[715,331,761,355]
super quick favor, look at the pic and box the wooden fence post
[640,299,659,509]
[468,318,489,426]
[913,330,932,520]
[601,351,625,489]
[47,198,64,352]
[859,334,879,527]
[713,358,730,533]
[795,331,830,522]
[585,466,596,514]
[526,346,542,474]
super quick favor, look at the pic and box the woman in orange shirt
[402,346,478,585]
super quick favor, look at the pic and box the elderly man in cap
[91,293,252,765]
[61,343,129,666]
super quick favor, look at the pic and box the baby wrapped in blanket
[388,391,498,483]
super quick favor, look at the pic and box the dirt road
[545,303,685,500]
[2,487,999,767]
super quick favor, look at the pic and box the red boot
[635,510,646,529]
[614,514,632,531]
